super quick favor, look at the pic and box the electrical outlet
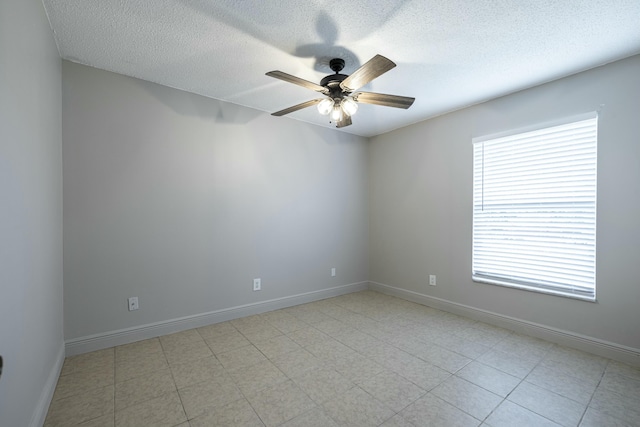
[331,267,336,277]
[253,278,261,291]
[429,275,437,286]
[128,297,139,311]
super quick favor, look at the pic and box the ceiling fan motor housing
[321,58,349,97]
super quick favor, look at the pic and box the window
[472,114,598,301]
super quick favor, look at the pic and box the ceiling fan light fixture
[330,103,343,121]
[342,97,358,116]
[317,98,334,115]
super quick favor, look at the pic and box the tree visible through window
[472,114,598,301]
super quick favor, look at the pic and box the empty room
[2,1,640,426]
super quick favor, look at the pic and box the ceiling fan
[266,54,415,128]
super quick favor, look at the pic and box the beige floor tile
[77,413,115,427]
[400,393,479,427]
[245,380,317,427]
[494,334,553,360]
[45,385,114,427]
[356,321,400,342]
[365,342,414,368]
[599,371,640,400]
[169,355,225,389]
[322,386,394,427]
[286,327,332,348]
[484,400,561,427]
[456,324,511,347]
[379,414,414,427]
[545,346,609,370]
[580,407,636,427]
[477,349,539,378]
[216,345,267,370]
[253,334,301,359]
[163,339,213,365]
[61,348,115,376]
[115,338,163,362]
[339,314,381,333]
[196,321,237,340]
[305,338,357,363]
[291,366,355,404]
[332,329,382,354]
[508,381,585,427]
[431,376,502,421]
[538,357,605,385]
[330,352,386,384]
[589,387,640,425]
[188,398,264,427]
[115,350,168,383]
[605,360,640,382]
[430,333,492,360]
[53,362,114,401]
[410,323,450,343]
[456,361,521,397]
[280,406,338,427]
[359,370,426,412]
[399,340,472,373]
[205,330,252,355]
[228,359,288,394]
[314,319,349,336]
[285,308,335,325]
[270,348,324,377]
[159,329,204,350]
[115,390,186,427]
[115,368,176,411]
[391,357,451,391]
[259,309,294,323]
[239,324,283,343]
[231,314,266,331]
[525,365,596,405]
[179,376,243,419]
[264,313,309,334]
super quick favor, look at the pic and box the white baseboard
[31,342,65,427]
[66,282,368,356]
[369,281,640,367]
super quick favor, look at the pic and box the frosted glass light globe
[342,97,358,116]
[330,104,343,121]
[317,98,334,115]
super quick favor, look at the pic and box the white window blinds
[472,115,598,301]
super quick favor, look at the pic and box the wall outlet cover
[253,278,261,291]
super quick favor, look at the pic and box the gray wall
[369,55,640,350]
[0,0,64,425]
[62,61,369,340]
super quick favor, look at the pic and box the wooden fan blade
[352,91,415,109]
[340,54,396,92]
[271,98,324,116]
[336,114,352,128]
[266,71,328,93]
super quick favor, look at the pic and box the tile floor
[44,291,640,427]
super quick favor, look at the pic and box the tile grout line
[576,358,609,427]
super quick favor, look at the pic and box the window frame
[471,112,598,302]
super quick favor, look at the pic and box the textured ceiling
[43,0,640,137]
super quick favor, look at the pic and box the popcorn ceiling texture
[43,0,640,137]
